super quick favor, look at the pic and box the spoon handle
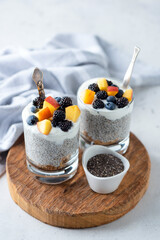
[122,46,140,89]
[32,68,45,99]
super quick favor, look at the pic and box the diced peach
[97,78,108,91]
[37,119,52,135]
[36,107,52,121]
[107,86,119,96]
[80,89,95,104]
[43,96,60,114]
[123,89,133,102]
[65,105,81,123]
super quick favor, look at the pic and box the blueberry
[30,105,38,113]
[115,89,124,98]
[27,115,38,125]
[107,96,116,104]
[105,102,116,110]
[55,97,61,102]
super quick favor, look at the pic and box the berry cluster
[27,95,78,134]
[51,109,72,132]
[85,78,132,110]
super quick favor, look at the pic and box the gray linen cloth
[0,33,159,175]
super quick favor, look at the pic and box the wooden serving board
[6,133,150,228]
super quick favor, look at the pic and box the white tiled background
[0,0,160,239]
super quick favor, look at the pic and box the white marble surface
[0,0,160,239]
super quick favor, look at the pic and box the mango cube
[80,89,95,104]
[36,107,52,121]
[43,96,60,114]
[37,119,52,135]
[107,86,119,96]
[65,105,81,123]
[123,89,133,102]
[97,78,108,91]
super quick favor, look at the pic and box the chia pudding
[77,78,134,151]
[22,102,80,171]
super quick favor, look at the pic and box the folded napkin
[0,33,159,155]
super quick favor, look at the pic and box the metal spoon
[32,68,45,99]
[122,46,140,89]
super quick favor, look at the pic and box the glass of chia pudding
[77,77,134,154]
[22,68,81,184]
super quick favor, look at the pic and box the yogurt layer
[77,78,134,121]
[22,102,80,145]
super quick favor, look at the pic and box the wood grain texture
[6,133,151,228]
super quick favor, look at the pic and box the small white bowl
[82,145,130,194]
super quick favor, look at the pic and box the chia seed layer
[24,127,79,170]
[80,109,131,145]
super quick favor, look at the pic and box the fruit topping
[59,97,72,108]
[107,96,116,104]
[116,97,129,108]
[80,89,95,104]
[115,89,124,98]
[97,78,108,91]
[43,96,60,115]
[55,97,61,102]
[88,83,100,93]
[36,107,52,121]
[37,119,52,135]
[107,86,119,96]
[30,105,38,113]
[33,96,45,109]
[92,99,104,109]
[65,105,81,123]
[58,120,73,132]
[27,115,38,125]
[96,91,108,100]
[107,80,113,86]
[123,89,133,102]
[53,110,65,123]
[105,102,116,110]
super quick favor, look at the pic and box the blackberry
[107,80,113,86]
[53,110,65,123]
[96,91,108,100]
[33,96,45,109]
[115,89,124,98]
[51,120,57,128]
[27,115,38,125]
[88,83,100,93]
[58,120,72,132]
[59,97,72,108]
[116,97,129,108]
[92,99,104,109]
